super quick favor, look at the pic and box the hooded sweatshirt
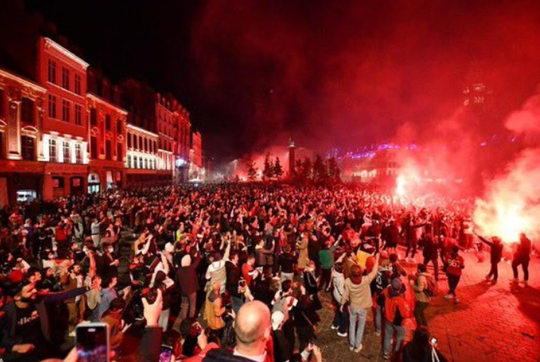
[341,258,379,309]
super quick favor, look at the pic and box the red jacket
[382,288,411,325]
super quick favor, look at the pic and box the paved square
[315,253,540,362]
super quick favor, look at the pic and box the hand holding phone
[76,323,110,362]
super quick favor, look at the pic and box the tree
[327,156,341,184]
[300,157,313,183]
[262,153,273,181]
[313,154,328,184]
[245,158,257,181]
[273,157,284,180]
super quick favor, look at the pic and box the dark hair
[389,253,398,263]
[417,264,427,273]
[281,280,292,293]
[334,262,344,273]
[407,326,431,359]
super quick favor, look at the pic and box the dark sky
[24,0,540,162]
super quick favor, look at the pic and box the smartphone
[76,323,110,362]
[431,337,438,345]
[159,345,174,362]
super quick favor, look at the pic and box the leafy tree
[273,157,284,180]
[313,154,328,184]
[262,153,273,181]
[327,156,341,184]
[245,158,258,181]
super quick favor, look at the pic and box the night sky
[24,0,540,162]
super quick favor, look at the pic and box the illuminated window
[48,95,57,118]
[63,141,70,162]
[62,67,70,90]
[75,143,82,163]
[48,60,57,84]
[75,104,82,125]
[49,139,57,162]
[62,100,70,122]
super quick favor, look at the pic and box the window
[48,60,57,84]
[74,74,81,95]
[63,141,70,163]
[62,100,70,122]
[48,95,57,118]
[62,67,70,90]
[21,136,35,161]
[127,156,131,168]
[0,88,4,118]
[106,140,112,160]
[91,136,98,159]
[127,133,132,148]
[75,143,82,163]
[105,115,111,130]
[144,138,148,152]
[139,136,143,150]
[49,139,57,162]
[75,104,82,125]
[0,132,4,159]
[21,98,34,125]
[117,119,122,134]
[90,108,97,126]
[117,143,123,161]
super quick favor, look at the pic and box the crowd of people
[0,183,534,362]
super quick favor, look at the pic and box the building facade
[87,70,127,192]
[125,123,159,184]
[189,130,205,181]
[37,37,89,199]
[156,93,176,176]
[0,13,206,205]
[0,67,47,205]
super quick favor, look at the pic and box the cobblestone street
[315,252,540,362]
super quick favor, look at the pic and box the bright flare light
[473,148,540,244]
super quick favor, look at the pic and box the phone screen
[76,324,109,362]
[159,346,173,362]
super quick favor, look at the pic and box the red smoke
[473,89,540,244]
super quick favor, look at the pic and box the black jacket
[478,236,503,263]
[0,287,88,351]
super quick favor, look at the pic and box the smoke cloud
[189,0,540,161]
[473,88,540,243]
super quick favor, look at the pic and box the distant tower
[289,137,296,178]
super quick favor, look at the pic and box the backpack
[424,275,439,298]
